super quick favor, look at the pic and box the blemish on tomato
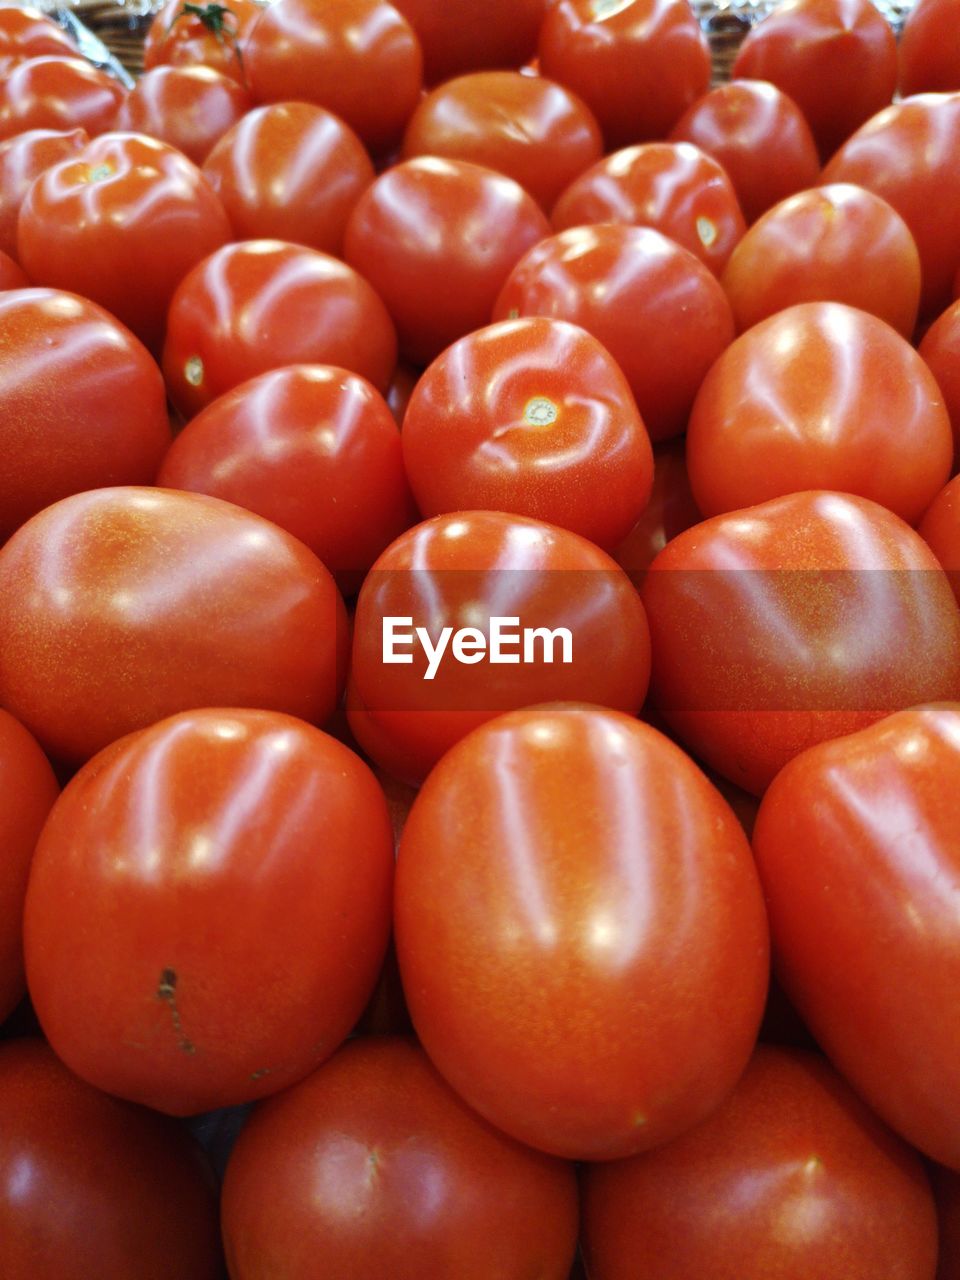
[524,396,559,427]
[156,967,197,1055]
[184,356,204,388]
[696,216,718,248]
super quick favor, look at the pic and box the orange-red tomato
[143,0,260,83]
[898,0,960,96]
[0,127,87,261]
[920,299,960,459]
[392,0,546,83]
[0,7,77,76]
[114,65,251,165]
[0,56,125,141]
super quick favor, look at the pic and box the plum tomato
[143,0,260,84]
[898,0,960,97]
[392,0,546,82]
[0,127,87,261]
[0,57,125,140]
[919,299,960,460]
[615,439,701,580]
[113,65,251,166]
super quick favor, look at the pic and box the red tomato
[344,157,549,366]
[0,8,77,76]
[494,224,735,441]
[686,302,949,523]
[18,132,230,353]
[538,0,711,150]
[245,0,423,155]
[899,0,960,96]
[24,709,393,1114]
[157,364,415,593]
[0,487,347,764]
[0,57,125,141]
[221,1037,578,1280]
[395,703,768,1159]
[753,704,960,1168]
[392,0,546,82]
[0,288,170,542]
[642,491,960,794]
[401,317,653,549]
[0,127,86,262]
[920,300,960,459]
[615,439,701,580]
[823,93,960,318]
[669,80,821,225]
[163,240,397,418]
[144,0,260,84]
[202,102,374,255]
[919,474,960,596]
[0,1039,222,1278]
[401,71,602,212]
[114,65,251,166]
[582,1045,938,1280]
[552,141,746,276]
[722,184,921,337]
[0,251,27,290]
[732,0,897,161]
[347,510,651,783]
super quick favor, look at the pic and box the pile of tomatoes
[3,0,960,1274]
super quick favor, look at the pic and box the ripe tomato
[0,252,27,290]
[642,491,960,795]
[0,128,86,262]
[686,302,949,523]
[538,0,711,150]
[143,0,260,84]
[582,1045,938,1280]
[163,240,397,418]
[919,300,960,459]
[754,704,960,1169]
[344,157,549,366]
[0,289,170,542]
[615,439,701,580]
[114,65,251,166]
[202,102,374,255]
[395,703,768,1159]
[552,141,746,276]
[401,71,602,212]
[721,184,921,337]
[221,1037,578,1280]
[0,8,76,76]
[245,0,422,155]
[392,0,546,82]
[157,364,415,593]
[18,132,230,353]
[0,1039,222,1279]
[0,487,347,764]
[495,224,735,441]
[401,317,653,549]
[919,474,960,596]
[898,0,960,96]
[669,80,821,225]
[0,57,125,141]
[347,510,651,783]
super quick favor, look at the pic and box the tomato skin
[495,224,734,442]
[920,300,960,460]
[395,703,768,1160]
[0,8,77,75]
[0,127,87,261]
[687,302,950,523]
[202,102,375,255]
[143,0,260,83]
[163,239,397,418]
[642,491,960,795]
[114,66,251,166]
[0,1039,222,1279]
[582,1045,938,1280]
[538,0,711,150]
[18,132,230,353]
[552,142,746,277]
[615,440,701,580]
[0,56,125,141]
[392,0,546,82]
[401,317,654,550]
[899,0,960,96]
[0,487,347,765]
[919,475,960,596]
[221,1037,578,1280]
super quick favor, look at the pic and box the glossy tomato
[401,317,653,549]
[143,0,260,84]
[0,487,347,764]
[919,300,960,458]
[495,224,735,441]
[221,1037,578,1280]
[0,127,86,261]
[615,439,701,580]
[0,7,77,75]
[898,0,960,96]
[0,56,125,140]
[392,0,546,82]
[395,703,769,1159]
[114,65,251,165]
[162,240,397,418]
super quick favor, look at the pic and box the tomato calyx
[174,2,248,86]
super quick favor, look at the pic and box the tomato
[642,491,960,795]
[114,65,251,166]
[18,132,230,353]
[202,102,374,255]
[0,487,347,764]
[669,80,821,225]
[163,240,397,418]
[401,71,602,212]
[582,1045,938,1280]
[344,157,549,366]
[919,475,960,595]
[0,128,87,262]
[823,93,960,319]
[494,224,735,442]
[0,252,27,290]
[144,0,260,84]
[538,0,711,150]
[395,703,768,1159]
[0,57,125,141]
[687,302,949,523]
[898,0,960,97]
[552,141,746,276]
[0,1039,222,1278]
[753,704,960,1169]
[919,300,960,459]
[0,289,170,543]
[392,0,546,82]
[157,364,415,593]
[0,8,77,76]
[221,1037,578,1279]
[401,317,653,549]
[721,184,921,338]
[615,439,701,580]
[732,0,897,161]
[246,0,422,155]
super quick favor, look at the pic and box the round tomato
[898,0,960,96]
[615,439,701,580]
[0,57,125,141]
[0,8,77,76]
[221,1037,578,1280]
[919,300,960,459]
[114,65,251,166]
[163,240,397,418]
[0,127,87,261]
[143,0,260,84]
[392,0,545,82]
